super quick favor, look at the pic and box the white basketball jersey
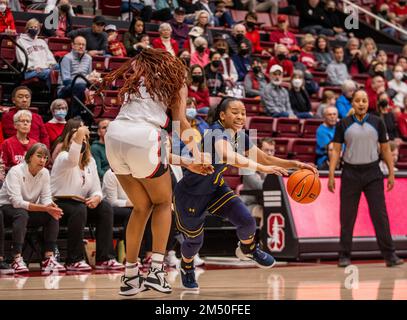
[116,79,169,128]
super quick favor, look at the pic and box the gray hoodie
[16,33,56,71]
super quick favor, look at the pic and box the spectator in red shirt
[244,12,269,56]
[267,44,293,81]
[151,23,179,56]
[45,99,68,148]
[0,0,16,34]
[366,75,387,112]
[105,24,127,57]
[1,110,37,172]
[299,34,318,71]
[2,86,50,148]
[188,64,210,113]
[397,96,407,140]
[269,14,297,51]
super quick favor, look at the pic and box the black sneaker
[385,255,404,267]
[0,261,14,275]
[119,274,146,296]
[144,267,172,294]
[338,256,351,268]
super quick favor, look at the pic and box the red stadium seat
[273,138,291,158]
[107,57,131,71]
[247,116,274,138]
[301,119,323,138]
[0,35,16,69]
[290,138,316,163]
[92,56,107,73]
[397,143,407,170]
[92,90,122,119]
[99,0,122,17]
[273,118,301,137]
[47,37,71,52]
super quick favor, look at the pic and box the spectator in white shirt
[0,143,65,274]
[51,126,124,272]
[388,64,407,110]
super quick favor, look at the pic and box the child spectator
[106,24,127,57]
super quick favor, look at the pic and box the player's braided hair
[98,47,187,109]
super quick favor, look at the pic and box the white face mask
[272,79,282,86]
[394,71,404,81]
[0,4,7,12]
[292,78,303,88]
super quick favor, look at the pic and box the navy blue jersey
[178,121,254,195]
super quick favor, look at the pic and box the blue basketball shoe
[235,242,277,268]
[180,266,199,290]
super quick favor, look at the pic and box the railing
[341,0,407,38]
[0,33,29,75]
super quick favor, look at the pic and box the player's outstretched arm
[247,145,318,174]
[215,140,289,176]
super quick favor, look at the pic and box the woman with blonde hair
[194,10,213,46]
[360,37,378,69]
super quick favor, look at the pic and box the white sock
[151,253,164,270]
[125,262,139,277]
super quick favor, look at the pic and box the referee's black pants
[339,161,395,259]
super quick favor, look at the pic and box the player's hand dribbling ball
[286,169,321,204]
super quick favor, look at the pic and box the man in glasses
[57,35,92,118]
[91,119,110,180]
[67,15,107,57]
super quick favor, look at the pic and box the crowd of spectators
[1,0,407,273]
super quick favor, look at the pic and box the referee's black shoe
[385,255,404,267]
[338,256,351,268]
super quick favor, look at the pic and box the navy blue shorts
[173,184,238,239]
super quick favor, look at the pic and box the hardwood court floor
[1,261,407,300]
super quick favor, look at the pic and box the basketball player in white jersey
[99,48,213,296]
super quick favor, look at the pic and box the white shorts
[105,120,168,179]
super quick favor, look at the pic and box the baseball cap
[189,26,204,38]
[269,64,283,74]
[290,45,301,53]
[175,7,186,14]
[105,24,117,32]
[277,15,288,23]
[93,16,106,25]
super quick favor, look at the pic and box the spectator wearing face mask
[377,4,398,38]
[231,41,252,81]
[374,93,400,142]
[288,70,313,118]
[388,64,407,109]
[0,0,16,34]
[366,75,387,112]
[190,36,209,68]
[244,12,269,56]
[226,24,252,56]
[16,18,57,90]
[214,38,238,86]
[267,44,293,81]
[244,58,269,98]
[204,51,226,97]
[262,64,296,118]
[188,64,210,113]
[45,99,68,147]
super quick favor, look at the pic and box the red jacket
[188,86,210,110]
[269,29,297,50]
[398,113,407,139]
[152,37,179,56]
[266,58,294,78]
[108,40,127,57]
[1,135,37,172]
[246,29,263,54]
[45,122,65,147]
[2,108,50,148]
[0,9,16,33]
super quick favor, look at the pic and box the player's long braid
[98,47,187,109]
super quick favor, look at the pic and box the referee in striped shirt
[328,89,404,268]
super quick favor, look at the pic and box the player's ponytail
[209,96,240,124]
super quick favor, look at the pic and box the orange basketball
[286,169,321,204]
